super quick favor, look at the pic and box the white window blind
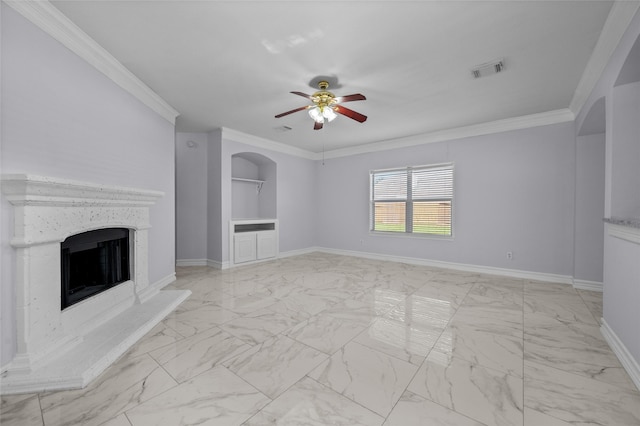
[370,163,453,236]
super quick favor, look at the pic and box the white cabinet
[257,230,277,259]
[234,233,258,264]
[233,230,277,264]
[230,219,278,265]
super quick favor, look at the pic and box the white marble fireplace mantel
[1,174,190,394]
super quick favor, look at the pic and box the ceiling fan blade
[335,93,366,103]
[275,105,309,118]
[313,121,323,130]
[291,91,314,100]
[334,105,367,123]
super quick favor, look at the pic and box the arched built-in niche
[231,152,277,219]
[615,34,640,87]
[577,96,605,137]
[610,32,640,219]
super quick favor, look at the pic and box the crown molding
[222,108,576,161]
[223,109,574,161]
[322,109,575,159]
[4,0,180,125]
[221,128,317,160]
[570,1,640,116]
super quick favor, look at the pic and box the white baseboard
[176,259,208,267]
[180,257,288,270]
[206,259,230,270]
[573,279,604,292]
[278,247,320,259]
[153,273,177,290]
[315,247,574,284]
[176,259,229,269]
[220,247,318,269]
[177,247,587,288]
[601,319,640,392]
[179,249,316,271]
[136,272,178,304]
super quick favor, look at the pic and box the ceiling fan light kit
[275,80,367,130]
[308,105,337,123]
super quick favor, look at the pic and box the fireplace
[1,174,191,394]
[61,228,131,310]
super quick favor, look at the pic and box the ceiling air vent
[471,58,505,79]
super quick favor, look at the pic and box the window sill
[369,231,454,241]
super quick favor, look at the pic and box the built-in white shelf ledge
[604,217,640,245]
[232,177,264,193]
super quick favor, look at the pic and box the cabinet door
[234,233,257,264]
[256,230,277,260]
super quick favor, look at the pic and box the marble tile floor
[2,252,639,426]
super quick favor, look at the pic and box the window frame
[369,162,454,238]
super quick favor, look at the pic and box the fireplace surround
[0,174,190,394]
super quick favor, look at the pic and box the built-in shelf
[234,222,276,233]
[232,177,264,193]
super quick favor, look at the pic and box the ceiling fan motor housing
[312,81,337,108]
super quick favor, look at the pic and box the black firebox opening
[61,228,131,310]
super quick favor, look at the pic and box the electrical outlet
[507,251,513,260]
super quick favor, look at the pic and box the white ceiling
[50,1,615,153]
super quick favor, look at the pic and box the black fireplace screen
[61,228,131,310]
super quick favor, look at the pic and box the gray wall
[258,160,277,219]
[0,5,176,367]
[176,133,209,262]
[574,133,605,283]
[316,123,577,276]
[207,130,223,264]
[232,156,260,218]
[611,82,640,218]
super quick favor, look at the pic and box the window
[370,163,453,236]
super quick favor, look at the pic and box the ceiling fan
[275,80,367,130]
